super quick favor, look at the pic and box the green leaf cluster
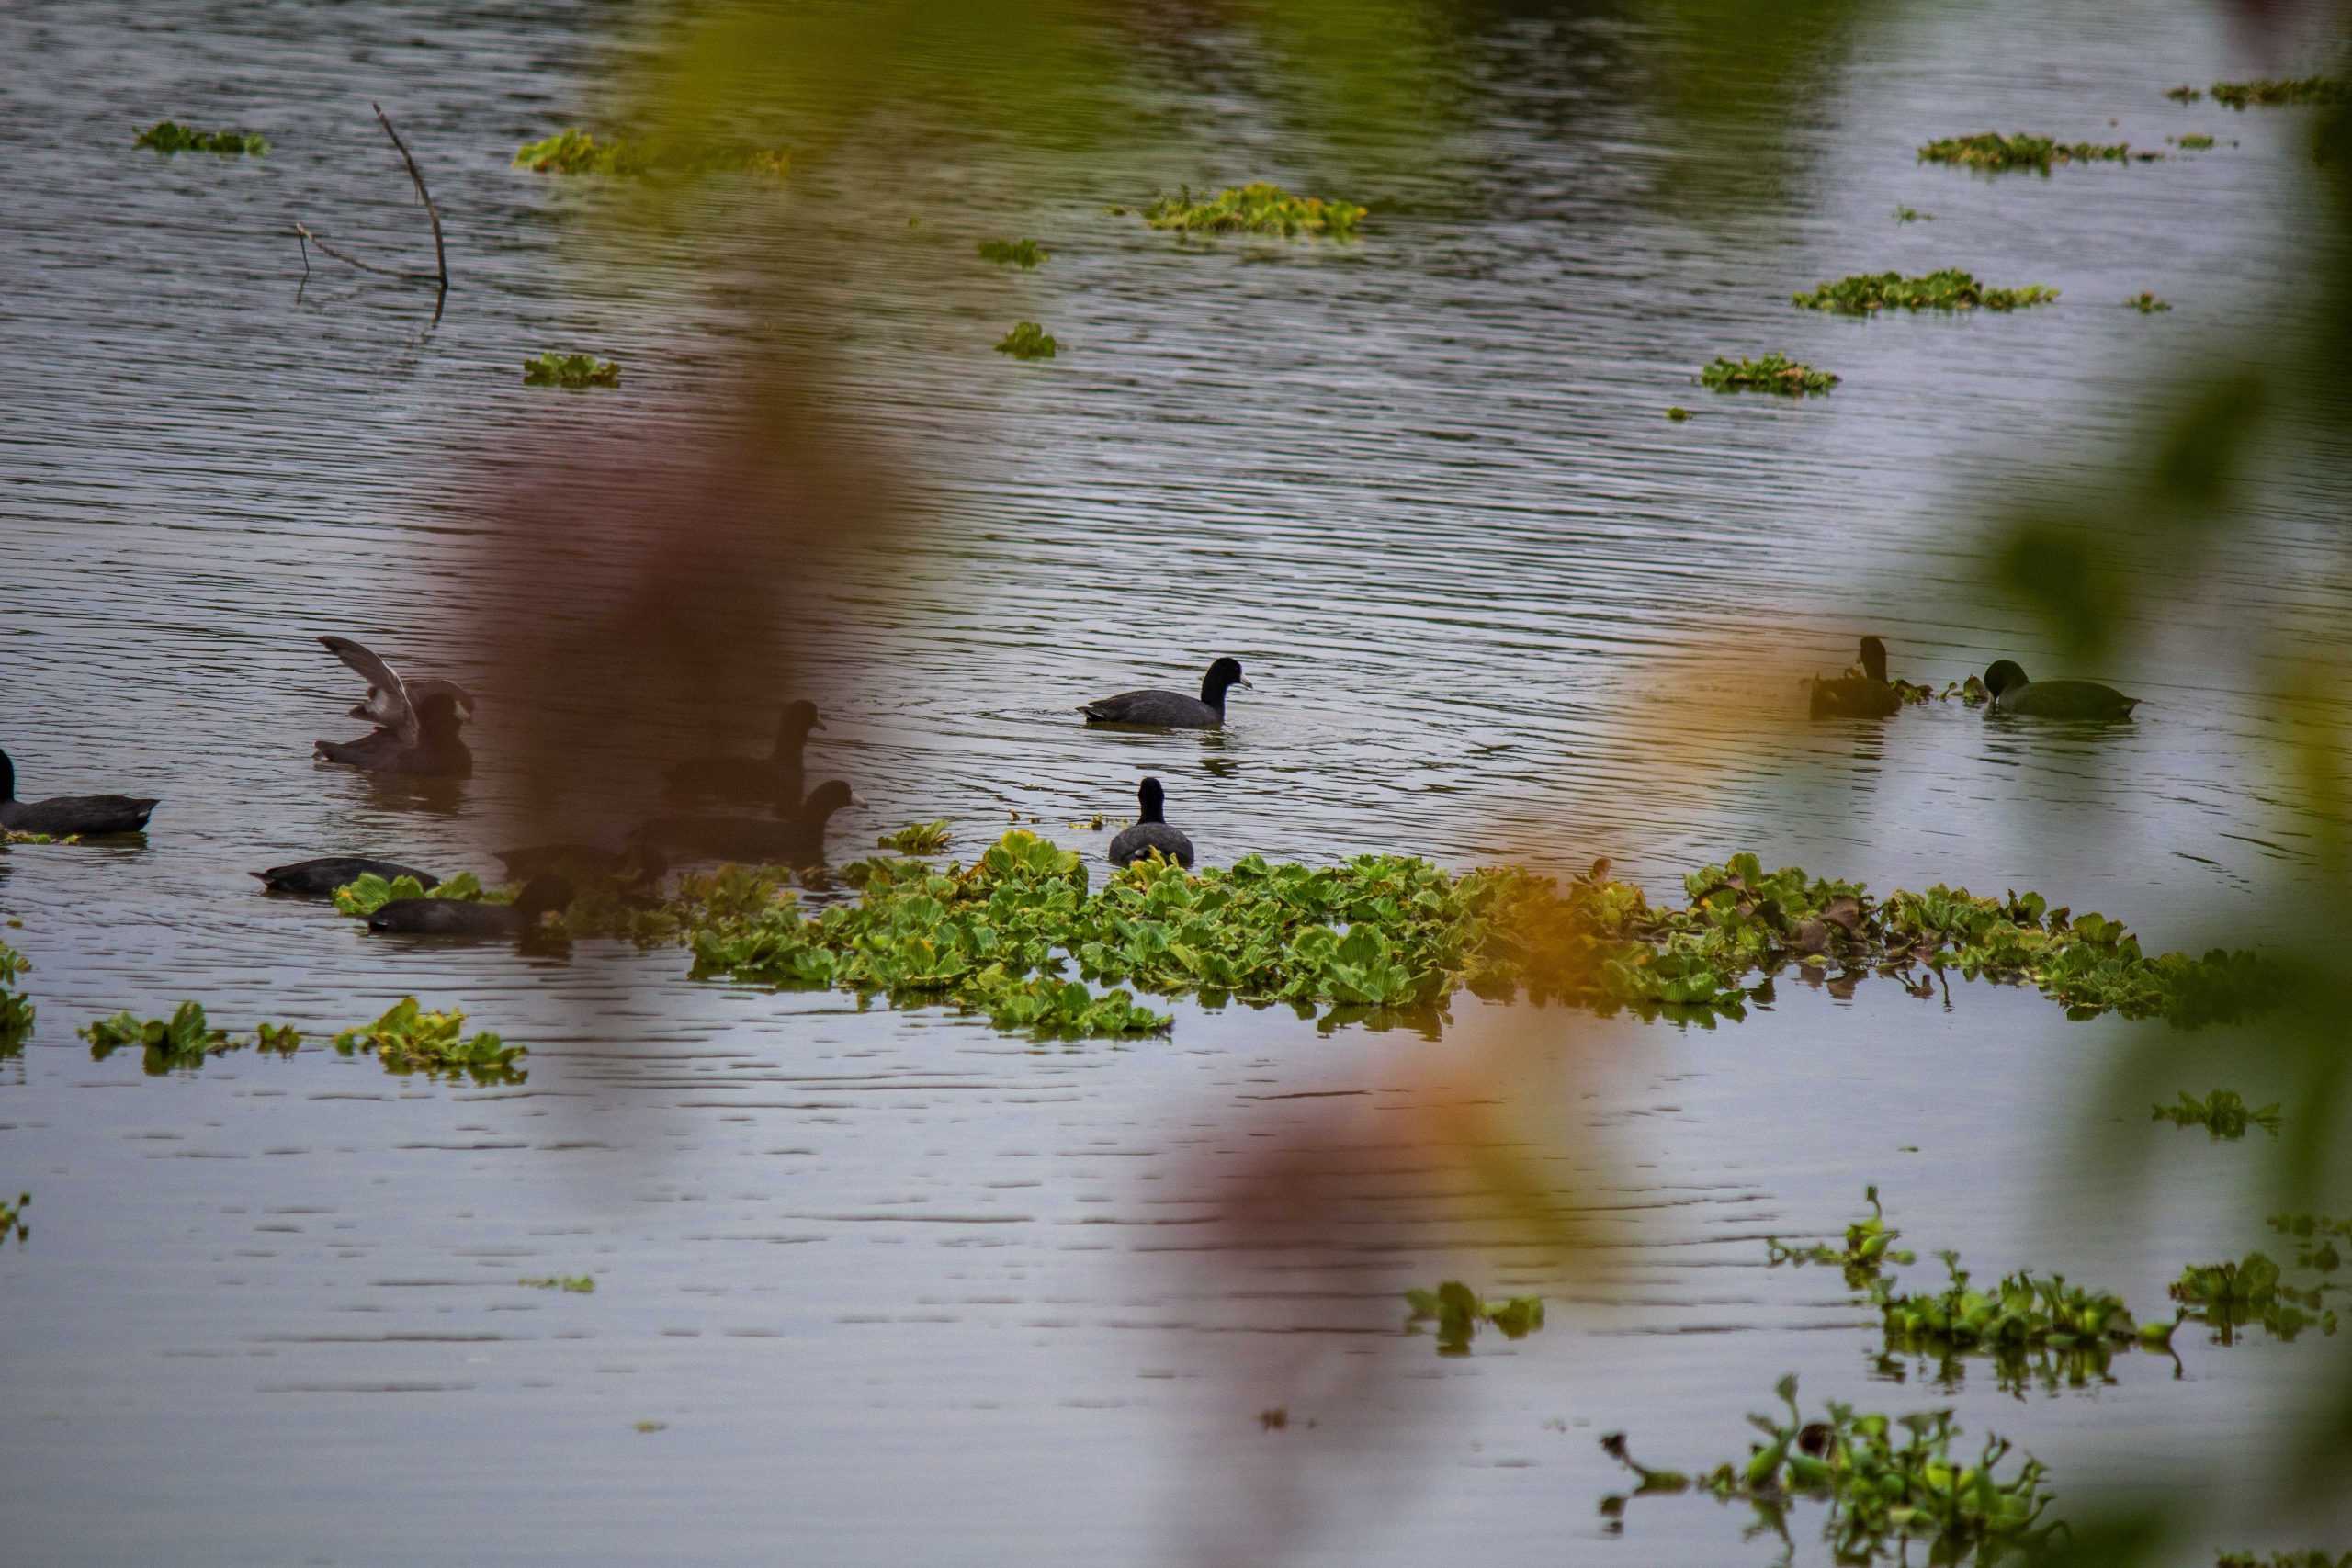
[1766,1186,1917,1287]
[333,998,525,1085]
[80,1001,300,1074]
[522,354,621,389]
[2175,133,2217,150]
[2171,1252,2339,1343]
[518,1274,595,1292]
[1698,354,1838,396]
[1138,182,1366,238]
[2267,1213,2352,1273]
[1403,1280,1545,1355]
[2210,78,2348,110]
[2128,291,2173,313]
[1601,1375,2059,1560]
[0,940,31,1055]
[995,322,1058,360]
[1872,1249,2174,1360]
[333,871,503,918]
[0,1190,25,1246]
[1917,132,2154,172]
[2218,1551,2352,1567]
[2153,1089,2278,1138]
[135,121,267,156]
[977,238,1047,268]
[3,830,75,845]
[2166,85,2203,103]
[513,129,788,176]
[1792,269,2058,314]
[876,820,951,853]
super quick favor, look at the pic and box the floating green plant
[523,353,620,389]
[977,238,1048,268]
[1873,1249,2174,1359]
[333,998,525,1085]
[994,321,1058,360]
[0,941,31,1053]
[1698,355,1838,396]
[2217,1553,2352,1568]
[2153,1088,2278,1138]
[80,1001,300,1075]
[1404,1281,1544,1355]
[2170,1253,2338,1343]
[3,830,75,845]
[2267,1213,2352,1272]
[136,121,267,156]
[877,821,951,854]
[513,129,789,176]
[1917,132,2156,172]
[334,871,503,918]
[2210,78,2348,110]
[0,1190,25,1245]
[1139,182,1366,238]
[1600,1375,2061,1560]
[1766,1186,1917,1286]
[2174,132,2217,149]
[1665,405,1690,422]
[1793,269,2058,314]
[1892,204,1934,223]
[2127,291,2173,313]
[519,1274,595,1292]
[2166,85,2203,103]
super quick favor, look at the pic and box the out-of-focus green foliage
[2170,1253,2339,1344]
[2127,291,2173,313]
[0,1190,24,1246]
[2154,1089,2279,1139]
[976,238,1047,268]
[0,940,31,1054]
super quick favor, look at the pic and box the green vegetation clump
[995,322,1058,361]
[1665,406,1691,422]
[334,998,525,1085]
[0,941,32,1053]
[877,821,951,854]
[2127,291,2173,313]
[1792,270,2058,314]
[1917,132,2154,172]
[2175,132,2217,149]
[977,238,1047,268]
[1139,183,1366,238]
[2210,78,2348,110]
[2171,1253,2338,1343]
[1893,205,1932,223]
[2218,1554,2352,1568]
[513,129,788,176]
[519,1274,595,1292]
[2166,85,2203,103]
[1873,1249,2175,1358]
[2268,1213,2352,1272]
[1766,1186,1917,1286]
[523,354,620,389]
[0,1190,25,1245]
[1404,1281,1544,1355]
[136,121,266,156]
[80,1002,301,1074]
[2153,1089,2278,1138]
[2,830,75,845]
[1600,1376,2060,1560]
[334,871,504,918]
[1698,355,1838,396]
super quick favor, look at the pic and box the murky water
[5,1,2351,1562]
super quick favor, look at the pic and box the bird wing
[319,636,415,743]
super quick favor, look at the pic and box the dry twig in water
[293,102,448,297]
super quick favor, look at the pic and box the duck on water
[1108,777,1193,868]
[253,856,440,896]
[0,746,159,837]
[1081,657,1251,728]
[1984,660,2142,719]
[1808,636,1903,719]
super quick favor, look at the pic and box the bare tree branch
[292,104,449,293]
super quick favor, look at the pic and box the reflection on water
[5,0,2352,1562]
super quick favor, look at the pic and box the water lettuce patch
[136,121,267,156]
[977,238,1047,268]
[334,997,524,1085]
[0,1190,22,1245]
[1918,132,2156,171]
[1792,270,2057,314]
[2170,1253,2338,1343]
[80,1002,300,1074]
[0,941,31,1053]
[2127,291,2173,313]
[523,353,620,389]
[1600,1375,2060,1560]
[2174,132,2217,149]
[876,821,951,853]
[1699,355,1838,395]
[1766,1186,1916,1286]
[1404,1280,1544,1355]
[513,129,788,176]
[519,1274,595,1292]
[1139,183,1366,238]
[2268,1213,2352,1272]
[2154,1089,2278,1138]
[334,871,503,918]
[995,322,1058,360]
[1665,405,1691,421]
[2210,78,2347,109]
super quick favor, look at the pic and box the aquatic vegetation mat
[1766,1186,1916,1287]
[2127,291,2173,313]
[995,322,1058,360]
[523,353,620,389]
[1917,132,2155,171]
[1403,1281,1545,1355]
[2170,1252,2338,1343]
[977,238,1047,268]
[1138,182,1365,238]
[579,835,2276,1042]
[876,821,951,854]
[2268,1213,2352,1272]
[2153,1088,2278,1138]
[2174,133,2217,150]
[1893,205,1932,223]
[1600,1375,2060,1560]
[519,1274,595,1292]
[136,121,267,156]
[2210,78,2348,109]
[1699,355,1838,395]
[1665,405,1691,422]
[0,1190,25,1246]
[4,830,78,845]
[334,872,503,918]
[1792,270,2057,314]
[334,998,525,1085]
[81,1002,300,1074]
[513,129,788,177]
[0,940,32,1053]
[2218,1551,2352,1567]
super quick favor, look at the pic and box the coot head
[1200,658,1251,702]
[1136,776,1168,823]
[778,700,824,745]
[1984,660,2030,700]
[802,779,856,821]
[1859,636,1889,684]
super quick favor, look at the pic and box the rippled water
[5,1,2351,1562]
